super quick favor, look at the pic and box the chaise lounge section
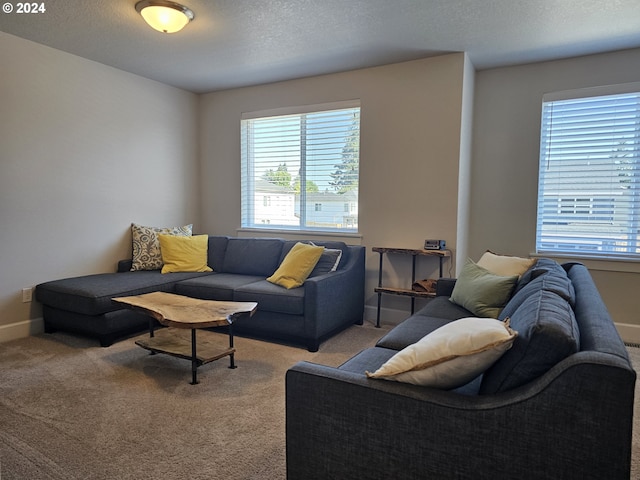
[36,236,365,351]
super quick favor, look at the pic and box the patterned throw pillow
[130,223,192,271]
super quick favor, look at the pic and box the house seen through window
[241,101,360,232]
[536,84,640,258]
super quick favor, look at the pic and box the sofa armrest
[435,277,456,296]
[117,259,133,272]
[286,351,635,480]
[302,246,365,342]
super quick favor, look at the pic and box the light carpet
[0,321,390,480]
[0,324,638,479]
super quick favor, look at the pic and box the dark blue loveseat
[286,260,636,479]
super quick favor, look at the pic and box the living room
[1,2,640,477]
[2,2,640,345]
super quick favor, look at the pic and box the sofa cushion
[376,297,474,351]
[222,238,284,276]
[449,259,518,318]
[416,296,474,320]
[480,289,580,394]
[206,236,229,272]
[339,346,399,373]
[376,315,456,351]
[339,347,482,395]
[174,273,265,301]
[499,264,576,321]
[366,318,517,389]
[513,258,572,298]
[158,234,213,274]
[130,223,192,271]
[267,242,324,289]
[35,270,211,316]
[234,280,305,315]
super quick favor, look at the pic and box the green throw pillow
[450,259,518,318]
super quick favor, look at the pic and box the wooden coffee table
[113,292,257,384]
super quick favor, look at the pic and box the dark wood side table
[373,247,451,327]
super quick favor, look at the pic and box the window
[241,101,360,232]
[536,84,640,258]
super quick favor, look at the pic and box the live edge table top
[112,292,257,329]
[112,292,258,384]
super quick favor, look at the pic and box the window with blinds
[536,85,640,259]
[241,101,360,232]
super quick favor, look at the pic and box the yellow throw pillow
[267,242,324,289]
[158,234,213,274]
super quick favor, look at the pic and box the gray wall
[0,33,201,340]
[2,28,639,341]
[199,54,470,321]
[471,47,640,340]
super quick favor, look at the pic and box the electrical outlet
[22,287,33,303]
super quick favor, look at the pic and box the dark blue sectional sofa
[286,259,636,479]
[36,236,365,351]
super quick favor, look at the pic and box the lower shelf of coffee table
[135,328,234,365]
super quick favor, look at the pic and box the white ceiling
[2,0,640,94]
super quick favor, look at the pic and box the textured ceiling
[1,0,640,93]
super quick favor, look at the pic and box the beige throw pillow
[366,317,517,389]
[477,251,535,277]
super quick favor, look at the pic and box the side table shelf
[373,247,451,328]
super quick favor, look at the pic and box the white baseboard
[615,323,640,345]
[2,314,639,348]
[364,305,411,328]
[0,317,44,343]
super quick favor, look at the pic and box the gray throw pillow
[309,247,342,277]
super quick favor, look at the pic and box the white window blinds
[536,85,640,258]
[241,101,360,232]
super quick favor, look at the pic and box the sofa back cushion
[513,258,573,298]
[206,236,229,272]
[479,288,580,394]
[499,261,576,321]
[222,238,284,276]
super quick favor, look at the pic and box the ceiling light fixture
[135,0,194,34]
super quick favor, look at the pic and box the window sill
[531,252,640,274]
[237,227,362,243]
